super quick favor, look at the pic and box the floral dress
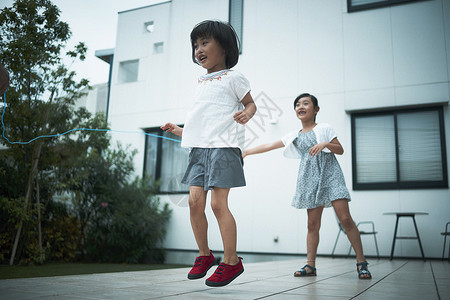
[291,130,350,209]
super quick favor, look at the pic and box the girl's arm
[161,123,183,137]
[309,137,344,156]
[243,140,284,158]
[234,92,257,124]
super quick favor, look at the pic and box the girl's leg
[332,199,366,262]
[306,206,324,268]
[189,186,210,256]
[295,206,324,275]
[210,187,239,265]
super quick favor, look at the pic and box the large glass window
[143,127,189,193]
[351,107,447,190]
[229,0,243,53]
[347,0,429,13]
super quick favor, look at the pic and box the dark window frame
[347,0,430,13]
[143,127,189,195]
[351,106,448,190]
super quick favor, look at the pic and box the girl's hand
[233,110,251,124]
[236,92,256,124]
[242,150,248,159]
[161,123,183,137]
[309,142,327,157]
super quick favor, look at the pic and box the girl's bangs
[190,22,215,44]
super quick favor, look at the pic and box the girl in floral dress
[243,93,371,280]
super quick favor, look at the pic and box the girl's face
[295,96,319,122]
[194,37,227,73]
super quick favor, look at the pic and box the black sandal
[356,261,372,279]
[294,264,317,277]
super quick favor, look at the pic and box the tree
[0,0,92,265]
[0,0,172,265]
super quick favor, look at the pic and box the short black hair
[190,20,240,69]
[293,93,318,109]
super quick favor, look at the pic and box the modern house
[94,0,450,262]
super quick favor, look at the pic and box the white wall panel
[391,0,448,86]
[343,8,395,91]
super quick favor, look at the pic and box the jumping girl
[161,20,256,287]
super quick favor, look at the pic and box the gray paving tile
[0,258,447,299]
[263,294,349,300]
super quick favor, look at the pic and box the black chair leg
[442,235,446,261]
[448,239,450,262]
[374,234,380,258]
[331,230,341,257]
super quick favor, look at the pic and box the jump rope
[1,91,181,145]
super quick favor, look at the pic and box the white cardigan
[281,123,337,159]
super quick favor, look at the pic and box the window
[351,106,448,190]
[154,42,164,54]
[144,21,154,33]
[118,59,139,83]
[347,0,429,12]
[143,127,189,193]
[229,0,243,53]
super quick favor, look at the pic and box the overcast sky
[1,0,165,85]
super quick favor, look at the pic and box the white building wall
[107,0,450,259]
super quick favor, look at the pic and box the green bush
[0,197,26,264]
[43,200,81,262]
[62,144,172,264]
[85,178,171,264]
[0,197,82,265]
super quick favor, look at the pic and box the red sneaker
[205,257,244,287]
[187,250,215,279]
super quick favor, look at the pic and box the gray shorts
[181,148,246,191]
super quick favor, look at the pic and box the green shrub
[85,178,171,264]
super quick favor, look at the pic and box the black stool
[383,212,428,261]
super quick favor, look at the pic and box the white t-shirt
[181,69,251,151]
[281,123,337,159]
